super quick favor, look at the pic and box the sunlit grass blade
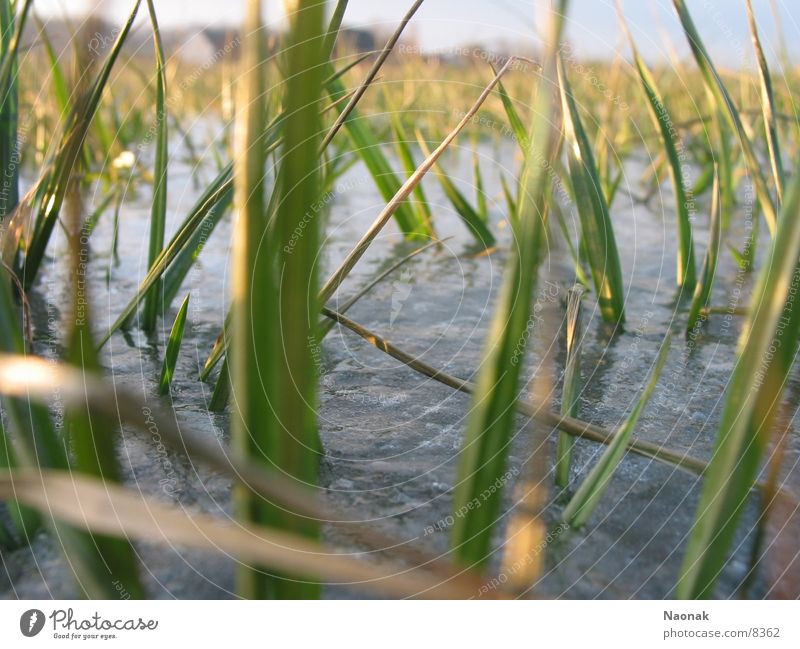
[231,0,274,598]
[555,284,583,489]
[158,292,189,395]
[232,0,326,599]
[449,1,567,570]
[562,334,671,528]
[417,133,495,247]
[745,0,784,203]
[141,0,168,333]
[0,0,30,93]
[161,188,233,310]
[677,156,800,599]
[671,0,778,234]
[322,0,348,59]
[549,192,591,288]
[493,68,529,149]
[686,169,721,334]
[391,117,434,234]
[99,165,232,346]
[557,57,625,324]
[619,8,696,290]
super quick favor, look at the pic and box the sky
[34,0,800,66]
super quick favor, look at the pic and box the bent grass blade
[562,334,671,528]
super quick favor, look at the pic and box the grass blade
[677,156,800,599]
[417,134,495,247]
[325,72,428,238]
[320,0,424,150]
[158,292,190,395]
[745,0,784,203]
[671,0,778,234]
[449,2,567,570]
[558,56,625,324]
[493,68,529,149]
[619,8,696,290]
[232,0,326,599]
[473,145,488,222]
[391,118,434,234]
[686,169,721,334]
[555,284,583,488]
[562,334,671,528]
[141,0,168,333]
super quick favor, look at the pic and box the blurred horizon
[32,0,800,66]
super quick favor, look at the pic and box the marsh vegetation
[0,0,799,599]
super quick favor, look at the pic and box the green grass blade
[745,0,784,203]
[686,169,721,334]
[620,12,696,290]
[141,0,169,333]
[562,334,671,528]
[473,145,488,222]
[322,0,348,59]
[671,0,778,234]
[320,0,424,151]
[391,118,434,235]
[207,355,230,412]
[676,155,800,599]
[493,69,529,149]
[232,0,273,598]
[34,15,70,117]
[558,57,625,324]
[158,293,190,395]
[417,134,495,247]
[318,61,518,305]
[549,189,591,288]
[555,284,583,488]
[325,72,428,238]
[449,0,567,570]
[499,171,517,221]
[0,0,30,96]
[161,186,233,309]
[98,166,232,346]
[233,0,326,599]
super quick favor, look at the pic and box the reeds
[0,0,798,602]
